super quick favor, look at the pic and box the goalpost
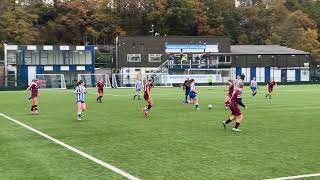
[77,74,112,88]
[112,73,173,88]
[112,73,143,88]
[144,73,173,87]
[35,74,67,89]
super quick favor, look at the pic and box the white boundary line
[266,173,320,180]
[0,113,140,180]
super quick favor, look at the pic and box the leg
[77,102,82,120]
[237,99,247,108]
[34,97,38,113]
[185,91,188,103]
[143,97,153,116]
[194,97,200,110]
[222,115,235,129]
[100,92,103,102]
[233,114,244,131]
[82,103,86,112]
[138,92,141,100]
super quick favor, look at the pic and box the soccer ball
[208,104,213,109]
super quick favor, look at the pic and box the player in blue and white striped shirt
[189,79,200,110]
[250,77,258,97]
[75,80,87,120]
[134,79,142,100]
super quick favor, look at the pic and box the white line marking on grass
[0,113,140,180]
[266,173,320,180]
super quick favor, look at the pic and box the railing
[168,59,225,69]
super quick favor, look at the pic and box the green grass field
[0,85,319,180]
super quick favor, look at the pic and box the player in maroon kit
[142,77,154,117]
[27,79,39,114]
[222,86,244,132]
[96,79,104,103]
[266,79,277,99]
[224,80,234,109]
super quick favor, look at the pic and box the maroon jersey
[144,82,152,100]
[228,84,234,98]
[229,89,242,116]
[268,80,276,88]
[144,82,151,95]
[30,83,38,97]
[230,89,241,105]
[97,81,104,90]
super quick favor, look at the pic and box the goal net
[77,74,111,88]
[35,74,66,89]
[112,73,172,88]
[112,73,143,88]
[144,73,173,87]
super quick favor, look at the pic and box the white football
[208,104,213,109]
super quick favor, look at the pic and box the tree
[282,11,320,63]
[0,0,40,44]
[89,0,125,44]
[147,0,196,35]
[238,1,274,44]
[191,0,210,35]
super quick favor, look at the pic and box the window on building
[7,51,18,64]
[226,56,231,63]
[54,51,64,65]
[85,51,92,64]
[47,51,56,64]
[218,56,225,63]
[127,54,141,62]
[73,51,81,64]
[192,54,203,61]
[25,50,39,65]
[148,54,162,62]
[173,54,188,61]
[65,51,73,64]
[40,51,49,65]
[218,56,231,64]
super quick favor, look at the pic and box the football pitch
[0,85,319,180]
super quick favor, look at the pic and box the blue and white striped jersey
[75,85,86,102]
[234,79,243,88]
[250,80,257,87]
[190,82,196,92]
[135,80,142,90]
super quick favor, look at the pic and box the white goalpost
[35,74,67,89]
[112,73,172,88]
[77,74,112,88]
[112,73,143,88]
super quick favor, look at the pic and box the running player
[224,80,234,109]
[183,77,191,103]
[250,77,258,97]
[266,79,277,99]
[96,79,104,103]
[222,86,245,132]
[142,77,154,117]
[75,80,87,121]
[134,79,142,100]
[27,79,39,114]
[189,79,200,110]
